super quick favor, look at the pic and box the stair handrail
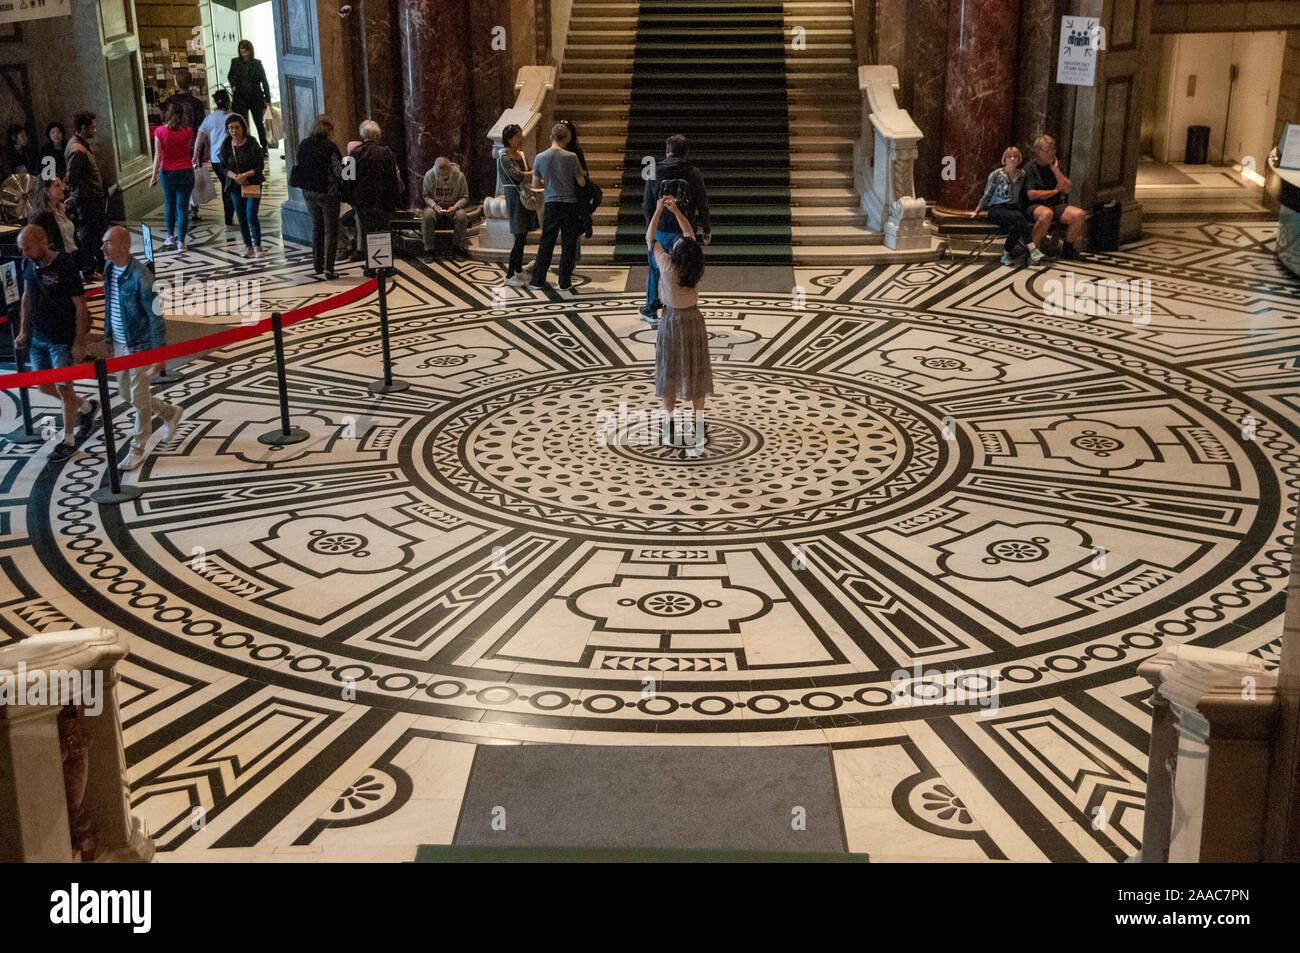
[483,65,557,233]
[854,65,928,251]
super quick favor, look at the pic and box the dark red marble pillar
[467,0,515,198]
[399,0,472,205]
[1015,0,1067,150]
[358,0,406,171]
[937,0,1020,211]
[903,0,950,201]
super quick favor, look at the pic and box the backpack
[656,177,694,226]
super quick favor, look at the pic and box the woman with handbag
[498,123,539,286]
[219,114,266,259]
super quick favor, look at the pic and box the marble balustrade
[0,628,154,863]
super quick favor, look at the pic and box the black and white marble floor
[1,214,1297,861]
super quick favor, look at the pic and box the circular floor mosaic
[22,271,1300,739]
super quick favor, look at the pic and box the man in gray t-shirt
[528,123,587,292]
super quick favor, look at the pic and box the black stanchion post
[4,312,43,445]
[89,358,142,504]
[367,270,408,395]
[257,311,309,446]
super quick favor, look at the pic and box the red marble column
[903,0,950,201]
[467,0,516,198]
[937,0,1021,211]
[358,0,406,171]
[1015,0,1067,150]
[399,0,472,205]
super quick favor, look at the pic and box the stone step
[590,186,859,209]
[557,88,856,105]
[560,73,858,90]
[584,153,852,172]
[468,240,940,268]
[595,204,866,226]
[582,135,856,153]
[561,42,856,56]
[554,100,859,118]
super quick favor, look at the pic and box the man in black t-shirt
[15,225,97,462]
[1023,135,1086,259]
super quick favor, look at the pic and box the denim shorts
[27,338,74,372]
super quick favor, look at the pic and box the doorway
[202,0,281,163]
[1138,30,1288,217]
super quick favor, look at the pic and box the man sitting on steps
[641,135,711,325]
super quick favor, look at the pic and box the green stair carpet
[613,0,794,265]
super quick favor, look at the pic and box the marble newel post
[399,0,472,206]
[937,0,1020,212]
[0,629,154,862]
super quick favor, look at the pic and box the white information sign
[0,0,70,26]
[1,260,19,307]
[366,232,393,270]
[141,224,155,266]
[1057,16,1103,87]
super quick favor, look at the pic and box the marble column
[467,0,516,199]
[399,0,472,206]
[358,0,406,170]
[938,0,1020,211]
[902,0,948,200]
[1015,0,1066,150]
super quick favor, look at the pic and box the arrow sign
[366,232,393,270]
[0,261,18,307]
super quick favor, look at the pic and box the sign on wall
[1057,16,1104,87]
[0,0,70,26]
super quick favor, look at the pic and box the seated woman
[973,146,1042,266]
[647,194,713,450]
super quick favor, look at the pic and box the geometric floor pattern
[1,215,1296,862]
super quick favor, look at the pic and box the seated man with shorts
[1023,134,1086,260]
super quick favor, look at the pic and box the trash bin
[1185,125,1211,165]
[1091,200,1122,252]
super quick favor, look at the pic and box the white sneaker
[161,404,184,444]
[120,451,145,472]
[504,273,526,287]
[163,236,176,249]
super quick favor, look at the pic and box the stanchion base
[258,427,311,446]
[155,372,184,385]
[90,484,143,504]
[368,379,411,394]
[4,428,45,445]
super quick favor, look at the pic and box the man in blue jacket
[100,226,184,471]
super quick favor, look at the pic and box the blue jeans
[235,194,262,247]
[27,336,73,371]
[161,169,195,242]
[645,229,681,311]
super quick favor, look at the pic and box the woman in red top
[149,103,197,252]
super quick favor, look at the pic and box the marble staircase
[477,0,941,267]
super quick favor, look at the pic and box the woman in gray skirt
[499,123,539,285]
[647,194,713,449]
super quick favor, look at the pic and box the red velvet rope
[0,277,377,390]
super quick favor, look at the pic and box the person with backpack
[640,134,710,325]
